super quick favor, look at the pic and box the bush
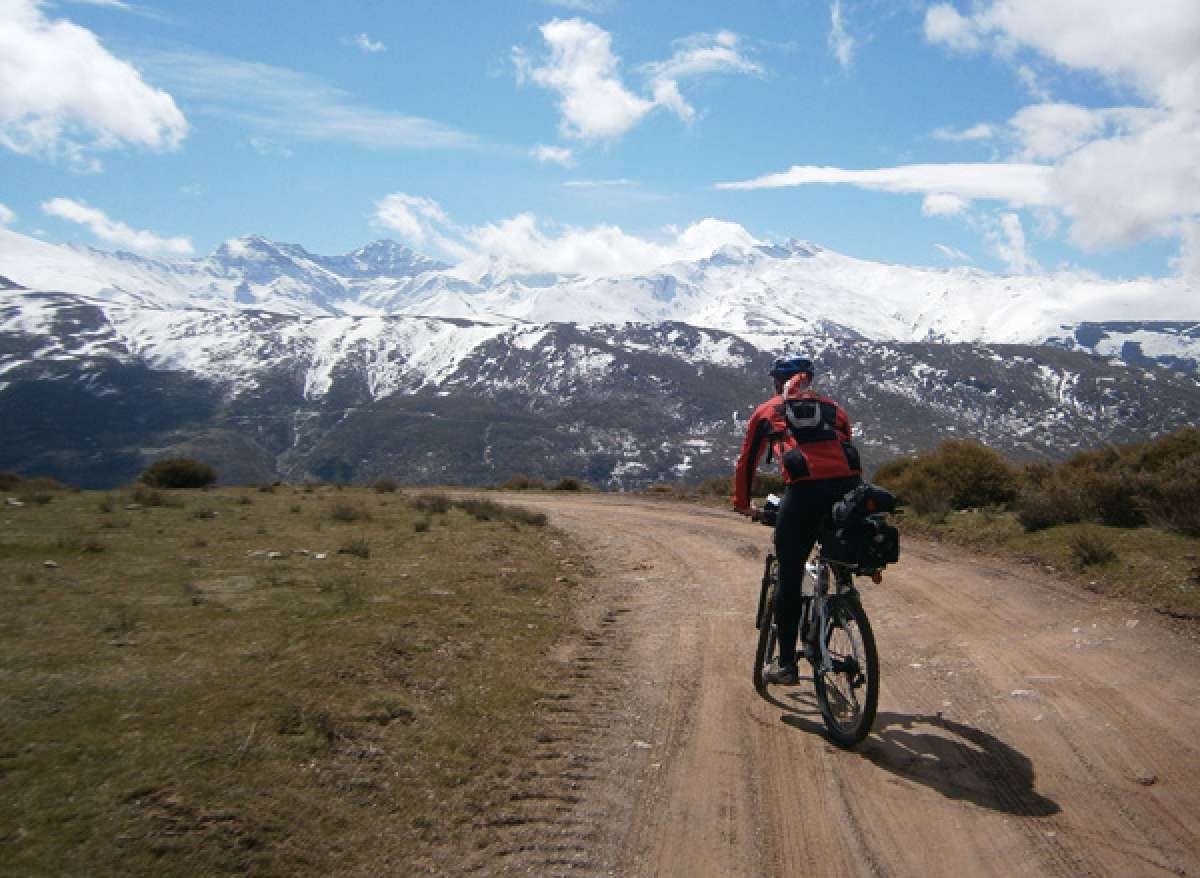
[553,476,585,491]
[0,471,20,491]
[413,517,431,533]
[454,497,547,527]
[1143,458,1200,536]
[372,476,399,494]
[751,473,785,497]
[129,484,178,507]
[876,440,1017,513]
[1077,471,1146,528]
[1015,487,1079,531]
[140,458,217,489]
[411,493,450,515]
[695,477,731,497]
[330,502,371,523]
[499,474,546,491]
[338,538,370,559]
[1069,528,1117,567]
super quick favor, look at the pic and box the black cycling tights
[773,476,862,667]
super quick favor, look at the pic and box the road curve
[484,493,1200,877]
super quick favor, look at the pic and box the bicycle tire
[812,595,879,748]
[753,561,779,695]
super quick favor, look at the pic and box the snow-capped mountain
[1,228,1197,487]
[1,228,1195,361]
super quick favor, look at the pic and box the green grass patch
[0,486,579,874]
[897,507,1200,618]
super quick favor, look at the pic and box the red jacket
[732,389,860,510]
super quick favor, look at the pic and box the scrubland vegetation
[0,475,579,875]
[872,431,1200,618]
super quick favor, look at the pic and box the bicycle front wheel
[812,595,879,748]
[752,563,778,695]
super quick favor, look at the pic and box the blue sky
[1,0,1197,282]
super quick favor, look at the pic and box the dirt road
[472,493,1200,877]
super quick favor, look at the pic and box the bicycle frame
[804,556,859,675]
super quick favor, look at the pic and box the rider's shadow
[775,704,1060,817]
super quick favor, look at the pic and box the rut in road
[473,494,1200,877]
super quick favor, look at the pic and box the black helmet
[769,355,814,379]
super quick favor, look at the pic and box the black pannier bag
[820,484,901,572]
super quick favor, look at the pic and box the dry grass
[897,508,1200,618]
[0,486,580,875]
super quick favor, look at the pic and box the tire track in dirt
[474,495,1200,877]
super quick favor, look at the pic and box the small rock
[909,662,923,669]
[556,575,569,583]
[43,560,59,569]
[1134,770,1157,786]
[246,550,267,559]
[297,549,310,556]
[1125,619,1139,628]
[267,551,284,560]
[313,553,327,560]
[632,740,652,750]
[1010,689,1036,698]
[124,503,142,511]
[5,498,24,507]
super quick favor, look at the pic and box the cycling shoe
[765,660,799,685]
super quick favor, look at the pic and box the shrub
[140,458,217,489]
[129,484,176,507]
[0,471,20,491]
[553,476,585,491]
[695,477,731,497]
[645,482,676,494]
[751,473,785,497]
[330,502,371,523]
[338,538,370,559]
[1143,458,1200,537]
[454,497,547,526]
[257,483,276,493]
[1068,528,1117,567]
[413,517,431,533]
[411,493,451,515]
[372,476,399,494]
[1076,471,1146,528]
[1015,487,1079,531]
[876,441,1017,512]
[499,474,546,491]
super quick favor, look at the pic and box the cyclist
[733,356,862,684]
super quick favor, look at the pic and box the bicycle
[751,491,894,749]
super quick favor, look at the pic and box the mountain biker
[732,356,862,684]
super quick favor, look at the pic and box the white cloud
[372,193,452,248]
[354,33,386,54]
[0,0,187,170]
[371,190,759,276]
[0,203,15,226]
[989,212,1040,274]
[934,243,972,261]
[140,49,475,150]
[922,193,970,216]
[932,122,997,142]
[249,136,294,158]
[516,19,761,141]
[1170,220,1200,281]
[828,1,855,70]
[531,144,575,166]
[41,197,193,255]
[717,162,1055,206]
[923,5,981,52]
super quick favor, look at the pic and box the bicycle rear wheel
[752,560,779,695]
[812,595,879,748]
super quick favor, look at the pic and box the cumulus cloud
[0,203,15,226]
[371,190,759,277]
[140,49,475,150]
[922,4,980,52]
[515,19,761,141]
[989,212,1040,274]
[922,193,970,216]
[531,144,575,166]
[41,197,193,255]
[0,0,187,170]
[372,193,453,249]
[828,1,855,70]
[353,33,386,53]
[729,0,1200,275]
